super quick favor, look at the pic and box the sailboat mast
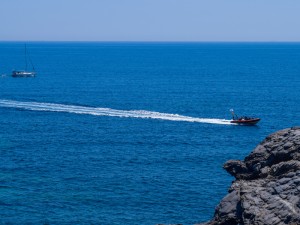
[26,44,35,71]
[25,44,28,71]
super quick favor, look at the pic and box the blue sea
[0,42,300,224]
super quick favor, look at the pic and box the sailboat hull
[12,71,36,77]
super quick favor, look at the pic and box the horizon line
[1,40,300,43]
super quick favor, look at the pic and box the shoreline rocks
[199,127,300,225]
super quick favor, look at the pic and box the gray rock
[198,127,300,225]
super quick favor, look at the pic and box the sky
[1,0,300,42]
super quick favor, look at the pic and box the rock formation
[200,127,300,225]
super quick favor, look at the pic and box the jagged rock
[199,127,300,225]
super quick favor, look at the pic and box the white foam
[0,99,233,125]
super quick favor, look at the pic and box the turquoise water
[0,42,300,224]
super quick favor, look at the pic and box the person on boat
[230,109,238,120]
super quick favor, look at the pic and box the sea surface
[0,42,300,224]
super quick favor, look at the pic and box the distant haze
[1,0,300,42]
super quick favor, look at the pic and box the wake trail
[0,99,233,125]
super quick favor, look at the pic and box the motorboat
[230,109,260,125]
[230,117,260,125]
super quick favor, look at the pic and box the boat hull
[12,71,36,78]
[230,118,260,125]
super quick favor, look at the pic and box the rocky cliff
[200,127,300,225]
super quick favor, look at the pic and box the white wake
[0,99,233,125]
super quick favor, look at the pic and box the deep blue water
[0,42,300,224]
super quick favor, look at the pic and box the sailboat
[12,44,36,77]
